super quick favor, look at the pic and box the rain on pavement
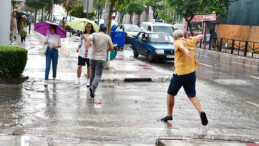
[0,30,258,145]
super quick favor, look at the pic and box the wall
[222,0,259,26]
[0,0,11,45]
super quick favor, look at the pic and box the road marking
[246,101,259,107]
[199,63,214,68]
[250,76,259,80]
[217,91,235,97]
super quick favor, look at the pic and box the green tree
[157,0,177,23]
[98,0,131,35]
[168,0,204,36]
[58,0,78,27]
[26,0,46,22]
[203,0,230,32]
[71,4,96,20]
[145,0,163,19]
[127,0,144,24]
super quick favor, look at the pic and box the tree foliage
[167,0,204,36]
[70,4,96,20]
[144,0,163,19]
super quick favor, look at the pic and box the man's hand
[179,43,192,59]
[185,50,191,59]
[44,41,48,45]
[84,52,88,57]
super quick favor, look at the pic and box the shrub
[0,46,28,78]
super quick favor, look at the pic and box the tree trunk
[64,10,69,28]
[120,13,125,24]
[108,2,115,36]
[130,14,132,24]
[34,8,37,23]
[185,13,194,36]
[41,8,44,22]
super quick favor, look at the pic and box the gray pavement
[0,30,258,145]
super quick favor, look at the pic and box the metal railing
[196,37,259,58]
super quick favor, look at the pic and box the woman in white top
[44,25,61,83]
[76,23,95,86]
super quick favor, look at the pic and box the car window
[137,33,143,41]
[149,33,174,43]
[148,26,151,31]
[124,25,140,32]
[153,26,174,34]
[141,33,147,42]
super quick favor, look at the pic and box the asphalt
[0,29,258,146]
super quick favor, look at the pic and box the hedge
[0,46,28,78]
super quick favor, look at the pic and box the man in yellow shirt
[161,30,208,126]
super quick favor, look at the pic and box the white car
[140,22,176,35]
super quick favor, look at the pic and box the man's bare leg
[167,94,175,116]
[188,96,202,115]
[189,96,208,126]
[87,66,90,78]
[77,65,82,78]
[161,94,174,122]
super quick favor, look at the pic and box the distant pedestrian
[161,30,208,126]
[10,11,17,43]
[27,12,32,34]
[85,26,114,98]
[17,12,22,33]
[44,25,61,85]
[20,15,28,42]
[76,23,95,86]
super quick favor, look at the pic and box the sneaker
[89,86,95,98]
[87,79,90,87]
[161,116,173,122]
[200,112,208,126]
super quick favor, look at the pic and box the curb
[101,76,171,83]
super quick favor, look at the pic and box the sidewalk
[11,30,172,84]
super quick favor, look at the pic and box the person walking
[76,23,95,86]
[161,30,208,126]
[85,26,114,98]
[27,12,32,34]
[10,11,17,43]
[20,15,28,42]
[44,25,61,85]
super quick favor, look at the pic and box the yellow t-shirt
[174,37,199,75]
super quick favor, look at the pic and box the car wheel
[147,52,155,62]
[133,48,139,58]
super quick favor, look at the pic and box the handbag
[23,27,27,32]
[43,44,48,55]
[43,35,50,55]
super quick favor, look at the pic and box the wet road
[0,32,258,145]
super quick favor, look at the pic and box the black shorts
[78,56,90,66]
[167,71,196,97]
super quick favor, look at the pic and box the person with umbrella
[44,25,61,85]
[76,23,95,86]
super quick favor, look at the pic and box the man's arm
[178,43,191,59]
[195,35,204,42]
[85,38,92,57]
[107,42,114,51]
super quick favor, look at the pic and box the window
[153,26,174,34]
[148,33,174,43]
[187,22,203,31]
[148,26,151,31]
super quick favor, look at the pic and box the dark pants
[28,23,31,34]
[90,60,105,89]
[45,48,58,80]
[21,36,26,42]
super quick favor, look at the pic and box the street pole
[104,0,110,69]
[86,0,89,19]
[52,0,54,21]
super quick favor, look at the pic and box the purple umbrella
[34,21,66,38]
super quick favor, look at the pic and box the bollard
[209,37,212,50]
[219,38,223,52]
[244,41,248,57]
[231,40,235,54]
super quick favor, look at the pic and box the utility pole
[86,0,89,19]
[104,0,110,69]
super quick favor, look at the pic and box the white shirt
[45,34,61,49]
[78,34,92,59]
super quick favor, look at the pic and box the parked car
[141,22,176,35]
[130,32,175,62]
[116,24,141,44]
